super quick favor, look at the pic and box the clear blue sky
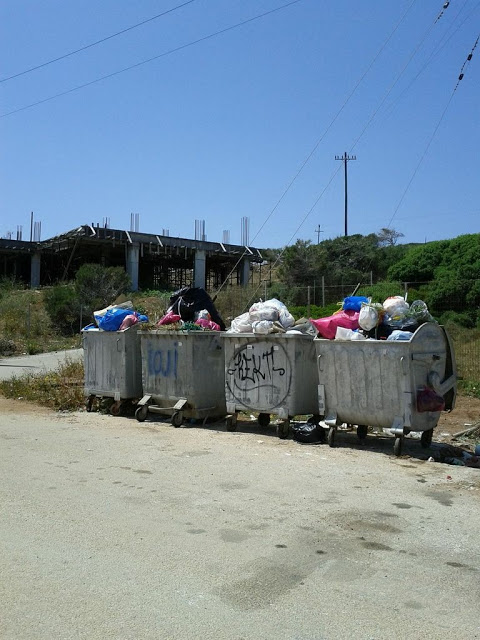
[1,0,478,249]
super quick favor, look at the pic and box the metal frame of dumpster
[82,325,143,415]
[222,333,319,438]
[314,322,457,455]
[135,330,226,427]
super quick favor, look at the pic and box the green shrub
[74,263,131,311]
[44,284,81,335]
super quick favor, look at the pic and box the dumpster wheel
[393,436,403,457]
[357,425,368,440]
[258,413,270,428]
[110,401,122,417]
[327,426,336,447]
[276,420,290,439]
[135,405,149,422]
[226,415,238,432]
[171,411,184,428]
[85,395,96,412]
[420,429,433,448]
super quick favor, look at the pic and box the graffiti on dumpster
[226,342,292,410]
[147,343,178,379]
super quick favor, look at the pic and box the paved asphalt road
[0,348,83,380]
[1,403,479,640]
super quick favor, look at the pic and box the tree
[376,227,405,247]
[74,264,131,311]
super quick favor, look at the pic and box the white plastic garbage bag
[227,312,252,333]
[263,298,295,329]
[359,303,381,331]
[383,296,409,318]
[252,320,274,334]
[249,302,279,323]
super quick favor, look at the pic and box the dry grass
[0,359,85,411]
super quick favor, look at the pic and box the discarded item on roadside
[291,420,326,444]
[429,443,480,469]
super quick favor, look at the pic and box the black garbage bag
[291,421,326,444]
[168,286,225,330]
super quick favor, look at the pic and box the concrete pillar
[30,252,41,288]
[240,257,250,286]
[126,243,140,291]
[194,249,206,288]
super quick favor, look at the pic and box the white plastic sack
[262,298,295,328]
[383,296,409,319]
[358,304,379,331]
[252,320,274,334]
[227,312,252,333]
[249,302,279,323]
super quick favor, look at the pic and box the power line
[382,0,479,121]
[0,0,304,119]
[387,31,480,229]
[0,0,197,84]
[213,1,417,297]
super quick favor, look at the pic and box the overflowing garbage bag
[227,298,310,335]
[91,301,148,332]
[310,295,436,341]
[291,420,326,444]
[167,286,225,330]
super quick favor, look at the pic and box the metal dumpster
[135,330,226,426]
[314,322,457,455]
[223,333,318,438]
[82,325,143,415]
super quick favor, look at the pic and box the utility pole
[315,224,323,244]
[335,151,356,236]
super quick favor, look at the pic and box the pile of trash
[156,286,224,332]
[428,443,480,468]
[227,298,314,336]
[311,295,435,341]
[83,301,149,332]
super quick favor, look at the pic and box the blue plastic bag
[342,296,369,312]
[98,308,133,331]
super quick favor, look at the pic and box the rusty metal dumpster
[314,322,457,455]
[222,333,318,438]
[135,330,226,426]
[82,325,143,415]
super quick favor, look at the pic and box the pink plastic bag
[195,318,221,331]
[156,311,181,326]
[118,314,139,330]
[310,310,360,340]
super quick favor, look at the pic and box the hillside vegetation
[0,233,478,395]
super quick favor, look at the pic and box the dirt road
[1,401,479,640]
